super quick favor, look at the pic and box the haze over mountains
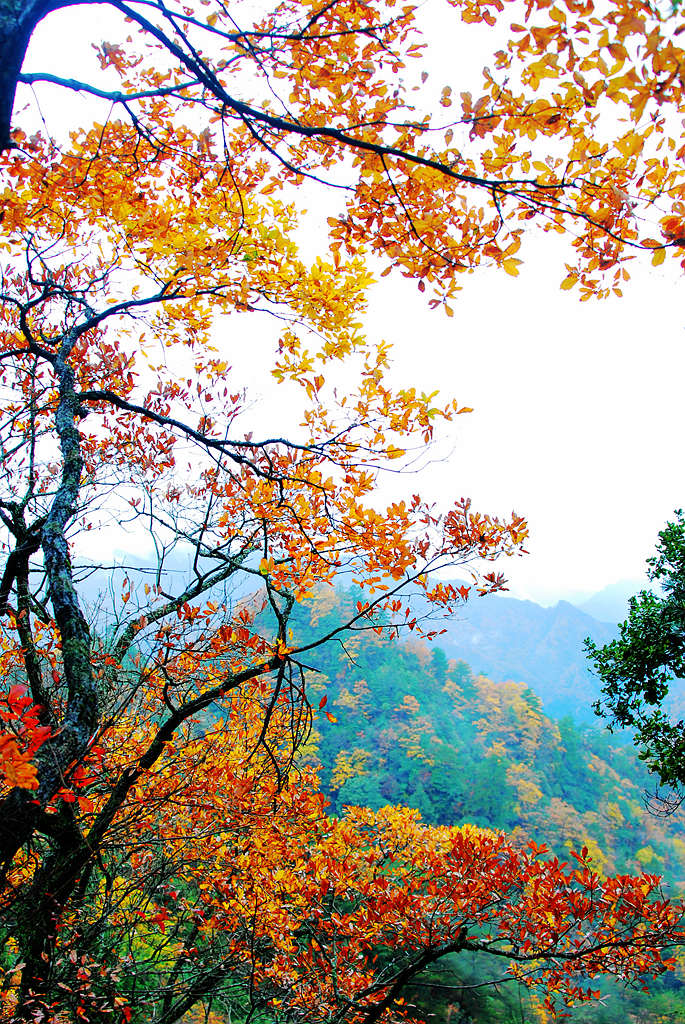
[574,578,647,623]
[82,549,645,724]
[431,579,648,721]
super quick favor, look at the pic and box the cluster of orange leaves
[448,0,685,296]
[0,684,50,790]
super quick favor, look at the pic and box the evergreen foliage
[587,512,685,794]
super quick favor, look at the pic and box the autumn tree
[0,110,682,1016]
[0,86,530,1020]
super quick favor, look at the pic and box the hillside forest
[286,587,685,1023]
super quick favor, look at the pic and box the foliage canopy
[4,0,685,297]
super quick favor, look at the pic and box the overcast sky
[366,248,683,606]
[19,2,684,607]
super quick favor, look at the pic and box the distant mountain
[77,556,623,723]
[574,579,650,624]
[423,589,616,721]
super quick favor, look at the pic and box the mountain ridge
[573,578,649,624]
[421,583,615,721]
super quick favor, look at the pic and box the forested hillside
[407,585,616,721]
[292,589,685,887]
[290,589,685,1022]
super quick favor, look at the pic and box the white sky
[17,2,683,607]
[366,249,682,605]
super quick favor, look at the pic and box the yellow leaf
[651,248,666,266]
[560,274,578,290]
[503,259,521,277]
[616,132,642,158]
